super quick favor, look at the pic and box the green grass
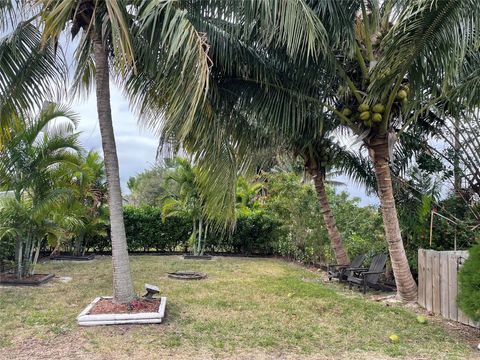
[0,256,476,359]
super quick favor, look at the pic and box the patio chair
[327,254,366,282]
[347,253,388,294]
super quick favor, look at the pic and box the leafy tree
[126,164,176,207]
[262,171,384,264]
[235,176,264,216]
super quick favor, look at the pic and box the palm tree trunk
[73,232,84,256]
[16,238,23,279]
[192,220,197,255]
[309,167,350,266]
[197,217,203,255]
[93,34,135,304]
[370,135,417,301]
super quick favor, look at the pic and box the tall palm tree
[303,0,480,301]
[139,1,480,301]
[35,0,138,303]
[34,0,323,303]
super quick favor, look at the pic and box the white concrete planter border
[77,296,167,326]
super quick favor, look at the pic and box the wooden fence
[418,249,479,328]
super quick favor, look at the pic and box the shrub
[457,243,480,321]
[123,206,190,252]
[230,213,279,254]
[87,206,279,255]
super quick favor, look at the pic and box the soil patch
[50,254,95,261]
[0,273,54,286]
[88,298,161,315]
[168,271,207,280]
[183,254,212,260]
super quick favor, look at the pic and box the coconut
[389,334,400,344]
[372,103,385,113]
[358,103,370,112]
[359,111,371,121]
[416,315,427,324]
[372,113,382,122]
[342,108,352,116]
[397,89,408,100]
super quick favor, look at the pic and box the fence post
[418,249,426,308]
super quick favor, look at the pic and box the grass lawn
[0,256,478,359]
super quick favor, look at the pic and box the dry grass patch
[0,256,477,359]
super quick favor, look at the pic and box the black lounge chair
[327,254,366,282]
[347,253,388,294]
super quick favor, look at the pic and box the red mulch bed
[89,298,161,315]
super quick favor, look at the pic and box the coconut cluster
[339,84,410,128]
[319,152,333,168]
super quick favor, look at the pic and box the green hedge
[208,213,280,255]
[85,206,279,255]
[123,206,191,252]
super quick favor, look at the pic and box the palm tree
[177,1,479,301]
[161,157,206,256]
[305,1,480,301]
[235,176,264,216]
[0,1,66,144]
[33,0,323,303]
[0,103,80,278]
[51,150,108,257]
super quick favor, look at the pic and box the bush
[229,213,279,254]
[123,206,190,252]
[457,243,480,321]
[86,206,279,256]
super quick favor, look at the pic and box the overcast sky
[72,85,158,193]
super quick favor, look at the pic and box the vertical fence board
[425,251,433,312]
[417,249,477,328]
[418,249,426,308]
[432,252,441,314]
[448,253,458,322]
[439,252,449,318]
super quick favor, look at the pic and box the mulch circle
[167,271,207,280]
[89,298,161,315]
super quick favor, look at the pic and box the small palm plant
[0,103,80,278]
[161,157,208,256]
[235,176,265,217]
